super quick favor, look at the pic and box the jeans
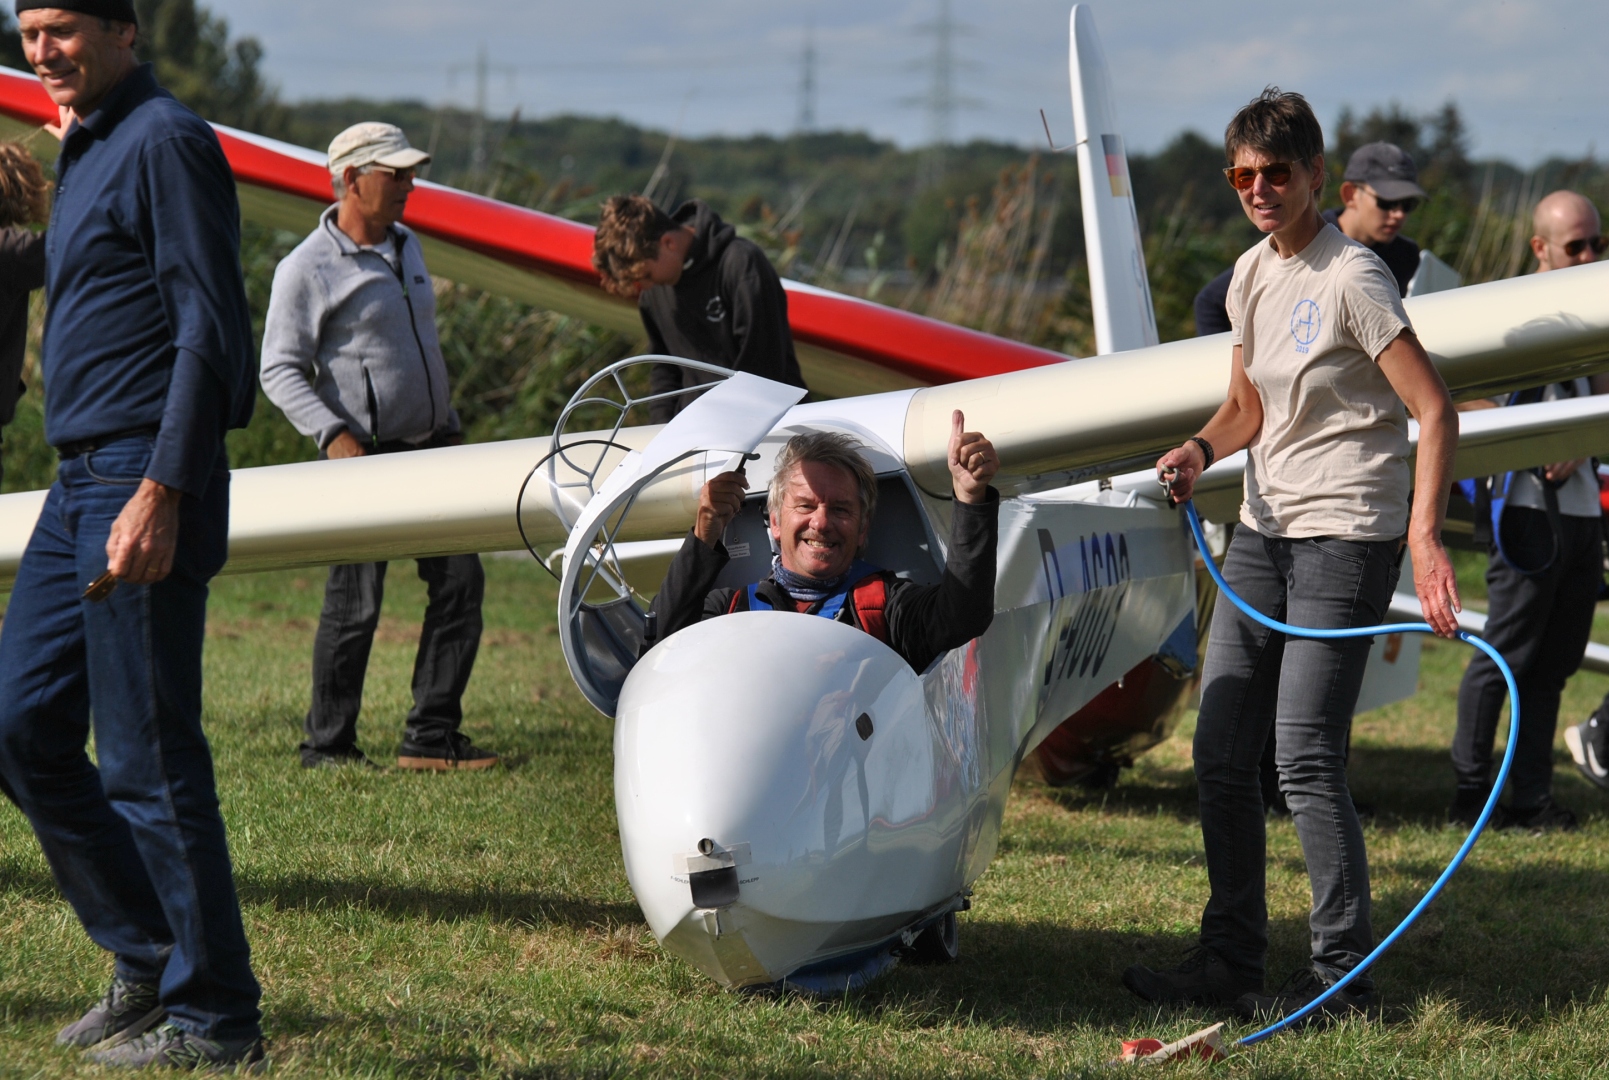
[0,436,261,1041]
[1453,508,1602,808]
[1194,527,1400,988]
[302,554,485,759]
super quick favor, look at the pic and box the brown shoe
[397,733,499,772]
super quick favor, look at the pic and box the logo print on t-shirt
[705,295,727,323]
[1290,299,1321,354]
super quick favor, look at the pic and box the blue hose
[1175,500,1519,1046]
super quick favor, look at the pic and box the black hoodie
[639,200,807,422]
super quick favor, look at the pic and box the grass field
[4,553,1609,1077]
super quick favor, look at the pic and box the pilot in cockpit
[646,412,1000,673]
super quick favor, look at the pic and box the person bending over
[592,194,807,424]
[649,413,996,674]
[1123,88,1459,1025]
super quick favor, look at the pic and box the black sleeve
[648,530,731,641]
[0,227,44,294]
[883,491,999,673]
[1193,268,1234,337]
[722,242,804,389]
[638,298,681,425]
[1386,236,1421,298]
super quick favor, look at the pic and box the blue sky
[213,0,1607,165]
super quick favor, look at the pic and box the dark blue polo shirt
[45,63,254,497]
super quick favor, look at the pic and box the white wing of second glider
[1115,394,1609,525]
[1406,250,1463,297]
[1069,3,1158,355]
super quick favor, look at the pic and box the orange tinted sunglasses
[1223,162,1295,191]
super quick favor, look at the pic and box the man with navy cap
[0,1,263,1068]
[1328,142,1427,295]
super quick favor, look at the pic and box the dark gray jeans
[1194,527,1400,988]
[301,554,485,761]
[1453,507,1602,808]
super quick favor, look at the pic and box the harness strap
[728,562,892,645]
[852,576,889,643]
[1456,385,1561,576]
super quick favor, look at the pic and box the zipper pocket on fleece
[362,364,381,447]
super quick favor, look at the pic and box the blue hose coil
[1176,500,1520,1046]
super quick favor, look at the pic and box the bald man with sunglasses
[1466,190,1609,818]
[1531,190,1606,270]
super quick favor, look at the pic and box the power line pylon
[796,24,818,134]
[903,0,979,189]
[448,44,517,177]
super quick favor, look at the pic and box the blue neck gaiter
[771,555,850,604]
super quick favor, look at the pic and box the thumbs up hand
[947,410,997,504]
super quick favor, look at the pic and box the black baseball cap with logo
[1343,142,1427,201]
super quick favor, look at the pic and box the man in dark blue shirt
[0,2,262,1069]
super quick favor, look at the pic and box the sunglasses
[1223,162,1297,191]
[1563,235,1609,258]
[1373,195,1421,214]
[371,165,417,182]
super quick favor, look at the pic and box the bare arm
[1377,329,1461,638]
[1157,344,1262,501]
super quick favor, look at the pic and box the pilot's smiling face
[771,461,867,582]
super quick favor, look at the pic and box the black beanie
[15,0,138,24]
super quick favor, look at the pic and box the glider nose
[613,610,970,987]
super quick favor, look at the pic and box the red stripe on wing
[0,66,1068,385]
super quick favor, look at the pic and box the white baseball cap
[327,122,431,175]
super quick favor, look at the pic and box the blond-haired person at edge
[1123,89,1459,1024]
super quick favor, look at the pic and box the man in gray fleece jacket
[260,122,495,772]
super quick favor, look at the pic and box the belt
[56,426,160,460]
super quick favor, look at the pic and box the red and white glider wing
[0,64,1067,397]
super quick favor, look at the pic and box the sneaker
[1565,718,1609,792]
[301,746,378,770]
[55,977,165,1050]
[85,1021,264,1071]
[397,732,499,772]
[1508,796,1578,833]
[1448,787,1513,830]
[1121,945,1261,1006]
[1234,968,1374,1028]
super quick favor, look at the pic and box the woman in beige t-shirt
[1122,89,1460,1026]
